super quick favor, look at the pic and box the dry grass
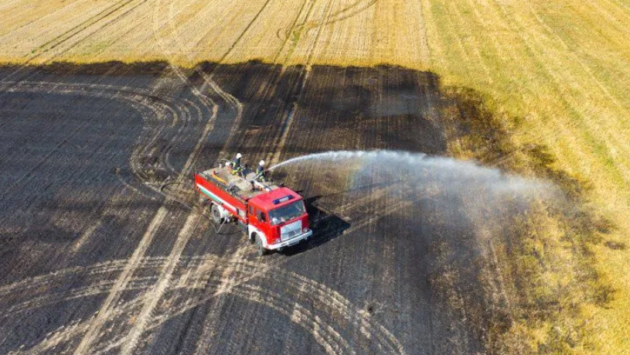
[420,1,630,353]
[1,0,629,353]
[0,0,430,68]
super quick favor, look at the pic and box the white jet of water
[271,150,551,199]
[271,150,559,254]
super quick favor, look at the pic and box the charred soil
[0,61,612,354]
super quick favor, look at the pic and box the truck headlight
[303,227,308,233]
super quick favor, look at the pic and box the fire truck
[194,163,313,255]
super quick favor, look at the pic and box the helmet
[259,160,265,167]
[236,153,242,159]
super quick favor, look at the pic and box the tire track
[29,0,138,61]
[192,246,250,355]
[257,0,339,166]
[70,206,169,355]
[62,4,246,353]
[279,0,380,44]
[213,0,275,65]
[1,35,217,355]
[1,254,406,355]
[414,0,431,65]
[119,212,201,355]
[268,0,339,165]
[0,0,143,85]
[71,96,214,355]
[73,5,240,353]
[0,81,202,200]
[210,0,324,166]
[43,0,151,62]
[161,0,242,159]
[273,0,315,62]
[0,0,95,39]
[0,75,215,355]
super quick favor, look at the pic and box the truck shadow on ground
[277,195,351,256]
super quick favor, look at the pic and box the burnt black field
[0,61,605,354]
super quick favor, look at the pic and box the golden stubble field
[2,0,629,353]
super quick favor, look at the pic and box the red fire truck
[194,163,313,255]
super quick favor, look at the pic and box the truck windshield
[269,201,305,226]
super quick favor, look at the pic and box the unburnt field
[0,61,607,354]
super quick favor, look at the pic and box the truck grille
[280,220,302,241]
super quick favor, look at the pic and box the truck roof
[249,187,303,211]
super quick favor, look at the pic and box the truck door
[256,208,267,226]
[248,206,263,227]
[248,205,256,224]
[250,206,272,241]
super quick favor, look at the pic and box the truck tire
[255,234,268,256]
[198,194,207,207]
[211,204,223,224]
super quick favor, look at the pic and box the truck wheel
[211,204,223,224]
[198,194,207,206]
[255,234,268,256]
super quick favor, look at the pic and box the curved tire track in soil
[157,0,243,158]
[0,80,204,199]
[1,254,405,355]
[0,70,218,355]
[68,74,217,354]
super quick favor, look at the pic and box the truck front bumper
[268,229,313,250]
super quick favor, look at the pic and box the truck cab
[247,187,312,255]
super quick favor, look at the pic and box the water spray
[270,150,553,230]
[271,150,547,194]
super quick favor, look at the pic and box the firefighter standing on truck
[255,160,267,182]
[230,153,243,175]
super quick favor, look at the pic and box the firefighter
[230,153,243,175]
[255,160,267,182]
